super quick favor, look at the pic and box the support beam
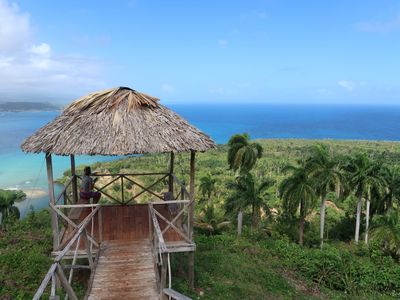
[160,253,168,300]
[188,150,196,289]
[46,153,59,250]
[188,151,195,240]
[70,155,78,204]
[169,151,175,195]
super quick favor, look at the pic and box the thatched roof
[21,87,216,155]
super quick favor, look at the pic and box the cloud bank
[0,0,107,102]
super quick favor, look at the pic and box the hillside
[3,139,400,299]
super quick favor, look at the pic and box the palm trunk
[320,195,326,248]
[299,198,305,246]
[237,210,243,236]
[252,203,260,228]
[365,199,370,244]
[355,194,363,244]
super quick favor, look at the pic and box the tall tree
[381,165,400,212]
[305,144,343,248]
[279,164,317,245]
[227,133,263,174]
[227,133,263,234]
[225,173,274,230]
[346,153,386,244]
[199,174,217,205]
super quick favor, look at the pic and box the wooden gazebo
[21,87,216,299]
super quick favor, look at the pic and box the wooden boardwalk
[87,239,159,299]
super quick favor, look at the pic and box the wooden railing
[33,205,101,300]
[149,199,194,300]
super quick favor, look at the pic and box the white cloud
[0,0,107,101]
[218,39,228,47]
[30,43,51,56]
[356,14,400,33]
[161,83,175,93]
[0,0,31,53]
[338,80,355,92]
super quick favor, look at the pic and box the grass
[0,210,52,299]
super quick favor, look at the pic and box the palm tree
[225,173,274,232]
[305,144,343,248]
[0,195,20,225]
[381,165,400,212]
[195,205,231,235]
[227,133,263,174]
[226,133,264,234]
[279,164,317,245]
[199,174,217,205]
[370,209,400,260]
[346,153,386,244]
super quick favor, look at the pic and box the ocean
[1,104,400,217]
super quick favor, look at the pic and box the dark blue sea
[1,104,400,216]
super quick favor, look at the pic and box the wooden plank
[151,200,190,205]
[163,288,193,300]
[87,240,158,299]
[55,203,100,208]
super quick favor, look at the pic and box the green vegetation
[0,210,52,299]
[0,189,24,226]
[5,138,400,298]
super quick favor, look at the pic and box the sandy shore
[21,189,47,198]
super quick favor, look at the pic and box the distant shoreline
[0,101,60,112]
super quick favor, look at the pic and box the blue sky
[0,0,399,104]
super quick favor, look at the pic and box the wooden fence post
[46,153,60,250]
[70,155,78,204]
[188,150,196,289]
[160,253,168,300]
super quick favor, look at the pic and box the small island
[0,101,59,112]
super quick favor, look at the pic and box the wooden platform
[57,204,185,255]
[87,239,158,299]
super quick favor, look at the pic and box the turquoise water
[1,104,400,217]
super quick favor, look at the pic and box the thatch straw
[21,87,216,155]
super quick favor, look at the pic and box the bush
[261,237,400,296]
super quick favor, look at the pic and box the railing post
[160,253,168,300]
[169,152,175,196]
[121,175,125,204]
[70,155,78,204]
[98,207,103,243]
[46,153,60,250]
[188,150,196,289]
[82,229,94,269]
[148,204,152,239]
[56,264,78,300]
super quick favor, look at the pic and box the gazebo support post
[188,150,196,289]
[70,155,78,204]
[46,153,59,250]
[168,151,174,195]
